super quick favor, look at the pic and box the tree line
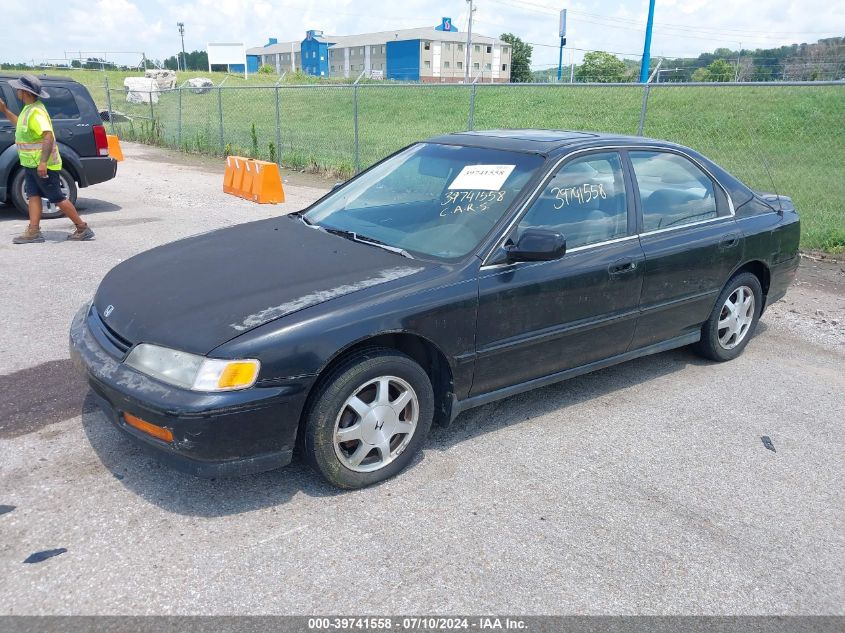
[531,36,845,83]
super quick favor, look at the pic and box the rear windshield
[304,143,544,261]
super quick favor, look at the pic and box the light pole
[638,0,656,83]
[464,0,474,83]
[557,9,567,83]
[177,22,186,72]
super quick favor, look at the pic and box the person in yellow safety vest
[0,74,94,244]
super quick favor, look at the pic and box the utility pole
[464,0,475,83]
[177,22,186,72]
[638,0,656,83]
[557,9,567,82]
[734,42,742,82]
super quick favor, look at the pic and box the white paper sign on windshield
[448,164,516,191]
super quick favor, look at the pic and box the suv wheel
[10,168,78,220]
[303,347,434,489]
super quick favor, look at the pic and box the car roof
[427,129,683,155]
[0,72,77,84]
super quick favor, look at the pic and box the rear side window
[518,152,629,249]
[43,87,81,119]
[630,151,718,232]
[6,85,81,120]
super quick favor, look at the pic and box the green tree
[575,51,627,82]
[691,66,712,81]
[706,59,734,81]
[499,33,533,82]
[692,59,734,82]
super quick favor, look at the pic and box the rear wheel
[10,168,77,220]
[303,348,434,489]
[694,272,763,362]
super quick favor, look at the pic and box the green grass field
[42,69,845,252]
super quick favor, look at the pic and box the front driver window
[630,151,718,232]
[517,152,628,249]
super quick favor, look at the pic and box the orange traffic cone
[249,161,286,204]
[107,135,124,161]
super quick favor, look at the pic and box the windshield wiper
[323,227,414,259]
[289,210,313,226]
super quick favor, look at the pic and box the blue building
[247,19,512,83]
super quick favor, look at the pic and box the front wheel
[694,272,763,362]
[10,168,77,220]
[303,348,434,489]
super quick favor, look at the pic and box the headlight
[124,344,260,392]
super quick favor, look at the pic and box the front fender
[0,144,19,202]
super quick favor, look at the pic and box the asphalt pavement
[0,143,843,615]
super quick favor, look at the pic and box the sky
[2,0,843,70]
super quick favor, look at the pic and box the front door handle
[608,260,638,277]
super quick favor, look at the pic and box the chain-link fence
[102,80,844,251]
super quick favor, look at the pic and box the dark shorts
[23,168,66,203]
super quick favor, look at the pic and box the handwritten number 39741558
[551,183,607,209]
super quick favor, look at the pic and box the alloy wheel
[718,285,755,350]
[333,375,419,473]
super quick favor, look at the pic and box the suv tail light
[92,125,109,157]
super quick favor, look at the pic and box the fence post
[177,87,182,148]
[274,86,282,166]
[353,83,360,174]
[104,76,115,135]
[637,84,651,136]
[217,86,225,155]
[468,83,477,131]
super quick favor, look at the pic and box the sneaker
[67,223,94,241]
[13,226,45,244]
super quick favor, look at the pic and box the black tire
[694,272,763,362]
[10,168,77,220]
[303,347,434,489]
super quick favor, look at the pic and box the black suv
[0,73,117,218]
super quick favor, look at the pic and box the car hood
[94,216,428,354]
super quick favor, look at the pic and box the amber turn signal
[123,412,174,443]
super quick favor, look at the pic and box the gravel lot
[0,143,843,615]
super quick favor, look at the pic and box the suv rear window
[6,84,81,120]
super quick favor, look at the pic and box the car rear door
[471,149,645,397]
[43,83,93,157]
[627,149,743,349]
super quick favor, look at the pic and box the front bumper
[69,304,313,477]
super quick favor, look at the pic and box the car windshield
[303,143,544,261]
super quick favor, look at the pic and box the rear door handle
[719,233,742,249]
[608,260,638,276]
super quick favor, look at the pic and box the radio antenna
[737,108,783,212]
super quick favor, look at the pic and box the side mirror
[331,182,344,192]
[505,229,567,263]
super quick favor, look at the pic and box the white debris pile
[144,69,177,90]
[188,78,214,94]
[123,77,159,104]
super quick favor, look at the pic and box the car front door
[471,150,645,397]
[0,81,14,151]
[627,149,743,349]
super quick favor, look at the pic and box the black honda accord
[70,130,799,488]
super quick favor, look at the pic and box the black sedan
[70,130,800,488]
